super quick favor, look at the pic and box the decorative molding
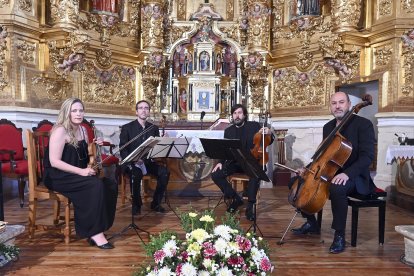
[373,44,393,69]
[95,48,112,69]
[296,51,313,72]
[0,25,8,92]
[50,0,79,29]
[378,0,392,17]
[226,0,234,21]
[0,0,10,8]
[400,29,414,97]
[81,60,135,106]
[141,2,165,50]
[401,0,414,13]
[177,0,186,21]
[18,0,32,13]
[331,0,362,32]
[15,39,36,64]
[31,76,70,102]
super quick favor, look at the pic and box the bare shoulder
[51,125,68,141]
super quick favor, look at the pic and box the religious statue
[215,53,222,74]
[296,0,320,17]
[199,51,210,71]
[58,53,84,74]
[179,88,187,113]
[92,0,119,15]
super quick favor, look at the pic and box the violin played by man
[119,100,170,215]
[211,104,274,221]
[290,91,376,254]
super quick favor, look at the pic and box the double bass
[286,95,372,215]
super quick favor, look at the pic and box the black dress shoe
[87,238,114,249]
[227,197,243,213]
[151,203,166,213]
[245,203,255,221]
[291,222,320,235]
[329,234,345,254]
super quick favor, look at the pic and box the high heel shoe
[87,238,114,249]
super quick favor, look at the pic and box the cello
[285,95,372,215]
[251,111,272,167]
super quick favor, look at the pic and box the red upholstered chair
[80,119,120,179]
[0,119,28,207]
[32,119,54,132]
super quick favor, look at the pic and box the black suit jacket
[119,120,160,162]
[323,114,375,195]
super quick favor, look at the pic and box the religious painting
[198,91,210,109]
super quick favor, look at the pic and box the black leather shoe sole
[87,238,115,249]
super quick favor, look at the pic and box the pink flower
[154,250,166,264]
[260,257,272,271]
[236,235,252,251]
[228,256,245,266]
[180,251,189,261]
[176,263,183,275]
[203,247,217,258]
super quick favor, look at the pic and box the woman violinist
[289,92,376,254]
[44,98,118,249]
[211,104,274,221]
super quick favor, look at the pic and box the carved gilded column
[0,25,8,92]
[139,51,166,107]
[247,0,270,52]
[226,0,234,21]
[331,0,362,32]
[244,52,268,109]
[142,0,165,51]
[177,0,186,21]
[50,0,80,29]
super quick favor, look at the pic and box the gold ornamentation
[296,51,313,71]
[142,2,165,50]
[247,0,270,51]
[0,25,8,92]
[272,0,284,28]
[374,45,393,68]
[50,0,79,28]
[140,51,166,106]
[18,0,32,12]
[31,76,70,102]
[401,0,414,13]
[177,0,186,21]
[244,52,268,109]
[0,0,10,8]
[48,30,90,79]
[16,40,36,64]
[401,29,414,97]
[319,34,360,82]
[95,48,112,69]
[193,82,215,88]
[79,13,119,46]
[378,0,392,16]
[272,64,332,108]
[219,19,247,47]
[82,60,135,105]
[164,21,191,49]
[331,0,362,32]
[274,16,331,48]
[226,0,234,21]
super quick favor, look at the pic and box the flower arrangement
[134,210,274,275]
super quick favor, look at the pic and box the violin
[87,120,105,178]
[251,112,272,167]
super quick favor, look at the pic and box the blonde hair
[52,97,84,147]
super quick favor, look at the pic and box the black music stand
[148,136,191,217]
[109,137,159,244]
[200,138,269,235]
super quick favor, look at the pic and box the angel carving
[58,53,84,74]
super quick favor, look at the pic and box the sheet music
[148,137,191,159]
[120,136,159,165]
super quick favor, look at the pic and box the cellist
[211,104,274,221]
[290,91,376,254]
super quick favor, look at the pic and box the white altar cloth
[386,145,414,164]
[164,130,224,153]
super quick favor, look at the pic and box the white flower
[200,215,214,222]
[202,258,213,269]
[162,239,177,257]
[146,271,156,276]
[213,225,232,240]
[216,267,234,276]
[189,212,198,218]
[198,270,210,276]
[213,237,228,255]
[181,262,197,276]
[157,267,172,276]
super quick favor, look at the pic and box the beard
[233,118,245,126]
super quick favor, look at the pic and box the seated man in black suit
[119,100,170,214]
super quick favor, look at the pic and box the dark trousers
[289,176,357,232]
[123,161,169,207]
[211,161,260,203]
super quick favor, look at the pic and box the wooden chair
[228,173,261,203]
[120,172,155,205]
[32,119,54,132]
[26,129,72,244]
[0,119,28,207]
[317,188,387,247]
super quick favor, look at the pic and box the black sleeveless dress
[44,140,118,238]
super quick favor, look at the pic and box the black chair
[317,188,387,247]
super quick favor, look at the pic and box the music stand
[148,136,191,217]
[109,137,159,244]
[200,138,269,235]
